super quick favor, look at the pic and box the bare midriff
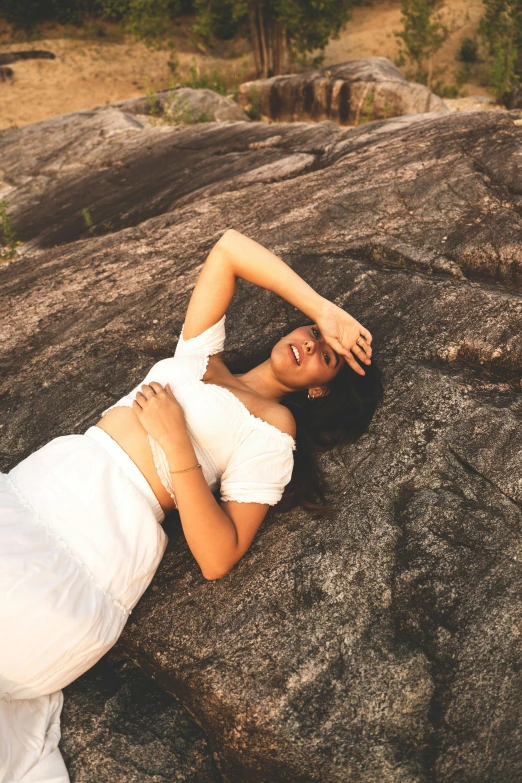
[94,407,177,514]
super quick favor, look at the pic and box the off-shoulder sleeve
[101,315,228,417]
[220,429,295,506]
[175,315,226,358]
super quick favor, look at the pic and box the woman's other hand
[132,382,186,448]
[316,301,372,376]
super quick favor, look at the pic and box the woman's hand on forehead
[315,301,372,376]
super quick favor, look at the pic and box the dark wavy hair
[226,329,384,515]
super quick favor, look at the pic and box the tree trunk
[273,18,283,75]
[248,0,287,78]
[247,1,263,78]
[504,30,514,95]
[284,28,291,72]
[258,1,269,78]
[280,26,287,73]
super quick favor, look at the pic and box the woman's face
[271,323,346,393]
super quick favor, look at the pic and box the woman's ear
[308,385,331,399]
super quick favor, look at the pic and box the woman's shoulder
[264,403,296,441]
[245,400,296,449]
[203,359,296,443]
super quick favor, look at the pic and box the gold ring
[356,336,364,347]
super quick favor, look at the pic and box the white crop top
[101,315,296,506]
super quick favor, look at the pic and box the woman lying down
[0,229,383,782]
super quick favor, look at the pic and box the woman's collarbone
[202,367,277,422]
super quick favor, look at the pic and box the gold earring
[307,391,316,400]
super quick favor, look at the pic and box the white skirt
[0,428,167,783]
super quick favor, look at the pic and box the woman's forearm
[162,432,239,580]
[216,229,328,322]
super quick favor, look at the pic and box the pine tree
[394,0,449,89]
[478,0,522,101]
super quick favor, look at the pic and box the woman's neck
[234,359,292,403]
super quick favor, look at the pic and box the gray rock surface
[60,654,222,782]
[238,57,449,125]
[108,87,249,123]
[2,104,522,781]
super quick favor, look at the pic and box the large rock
[238,57,449,125]
[108,87,249,124]
[60,653,222,782]
[2,105,522,781]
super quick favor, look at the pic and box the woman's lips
[289,343,301,365]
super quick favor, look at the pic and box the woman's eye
[323,352,330,365]
[312,326,319,338]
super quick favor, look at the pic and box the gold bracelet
[169,463,202,474]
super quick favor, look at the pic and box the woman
[0,229,382,783]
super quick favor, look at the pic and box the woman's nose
[303,340,315,354]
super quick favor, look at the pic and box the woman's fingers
[138,382,165,399]
[351,327,372,356]
[134,383,163,408]
[361,327,372,346]
[345,351,367,376]
[352,342,371,364]
[333,334,372,375]
[334,333,372,363]
[353,334,372,362]
[137,384,154,400]
[148,381,165,393]
[357,331,372,353]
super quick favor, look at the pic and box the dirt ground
[324,0,488,90]
[0,0,499,131]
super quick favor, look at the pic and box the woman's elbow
[219,227,239,243]
[202,567,230,581]
[216,228,241,254]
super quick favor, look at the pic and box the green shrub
[358,92,375,124]
[192,0,239,43]
[81,207,95,234]
[144,78,159,115]
[490,38,518,100]
[459,36,479,62]
[0,199,22,259]
[245,84,261,120]
[92,21,106,36]
[186,62,228,94]
[455,63,470,85]
[167,53,179,76]
[165,91,193,122]
[478,0,522,102]
[0,0,97,28]
[394,0,450,89]
[439,83,459,98]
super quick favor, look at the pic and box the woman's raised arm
[183,228,372,375]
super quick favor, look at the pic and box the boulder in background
[238,57,449,125]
